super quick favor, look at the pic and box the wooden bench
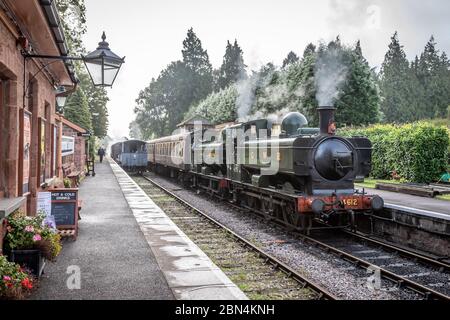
[62,163,81,187]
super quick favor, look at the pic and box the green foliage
[380,33,450,123]
[78,72,109,138]
[56,0,109,138]
[133,29,215,138]
[282,51,299,69]
[187,86,238,124]
[63,87,92,131]
[380,32,424,123]
[182,28,213,102]
[217,40,247,90]
[341,122,450,183]
[416,36,450,119]
[0,255,34,299]
[55,0,87,55]
[192,39,380,127]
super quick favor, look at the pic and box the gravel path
[136,174,422,300]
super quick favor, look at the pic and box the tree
[56,0,110,137]
[64,88,92,131]
[182,28,213,102]
[133,78,169,139]
[217,40,247,90]
[302,43,316,59]
[379,32,421,123]
[416,36,450,118]
[282,51,299,68]
[55,0,87,55]
[78,72,109,138]
[335,42,380,126]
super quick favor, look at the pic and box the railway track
[137,174,336,300]
[300,231,450,300]
[140,172,450,301]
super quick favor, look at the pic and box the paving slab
[109,159,248,300]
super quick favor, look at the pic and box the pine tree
[355,40,363,58]
[379,32,421,123]
[336,42,380,126]
[302,43,316,59]
[415,36,450,119]
[217,40,247,90]
[282,51,299,68]
[64,88,92,131]
[181,28,213,105]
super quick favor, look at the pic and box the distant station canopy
[176,115,213,132]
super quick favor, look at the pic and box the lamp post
[23,32,125,92]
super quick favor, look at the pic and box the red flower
[21,278,33,290]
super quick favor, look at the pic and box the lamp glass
[56,95,67,108]
[84,58,104,86]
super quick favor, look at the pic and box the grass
[356,178,450,202]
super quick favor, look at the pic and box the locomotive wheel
[282,201,300,228]
[247,196,256,210]
[261,198,271,215]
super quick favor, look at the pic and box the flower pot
[9,249,46,277]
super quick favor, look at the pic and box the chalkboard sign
[52,203,76,226]
[50,189,79,234]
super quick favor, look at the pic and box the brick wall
[0,15,63,216]
[62,125,86,174]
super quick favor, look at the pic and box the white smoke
[314,47,349,106]
[235,77,256,121]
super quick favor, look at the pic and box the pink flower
[3,276,11,281]
[33,234,42,242]
[25,225,34,232]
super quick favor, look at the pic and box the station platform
[363,187,450,220]
[31,160,246,300]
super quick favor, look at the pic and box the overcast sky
[81,0,450,138]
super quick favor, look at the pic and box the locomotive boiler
[192,106,384,229]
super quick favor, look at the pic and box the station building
[0,0,77,250]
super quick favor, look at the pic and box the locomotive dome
[281,112,308,136]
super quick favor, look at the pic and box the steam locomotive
[114,106,384,232]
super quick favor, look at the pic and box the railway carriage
[110,139,148,172]
[146,132,191,175]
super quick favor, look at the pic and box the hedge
[340,122,450,183]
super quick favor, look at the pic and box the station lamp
[55,86,67,110]
[23,32,125,108]
[83,32,125,87]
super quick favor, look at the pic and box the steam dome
[281,112,308,136]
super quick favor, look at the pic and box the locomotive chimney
[318,106,336,136]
